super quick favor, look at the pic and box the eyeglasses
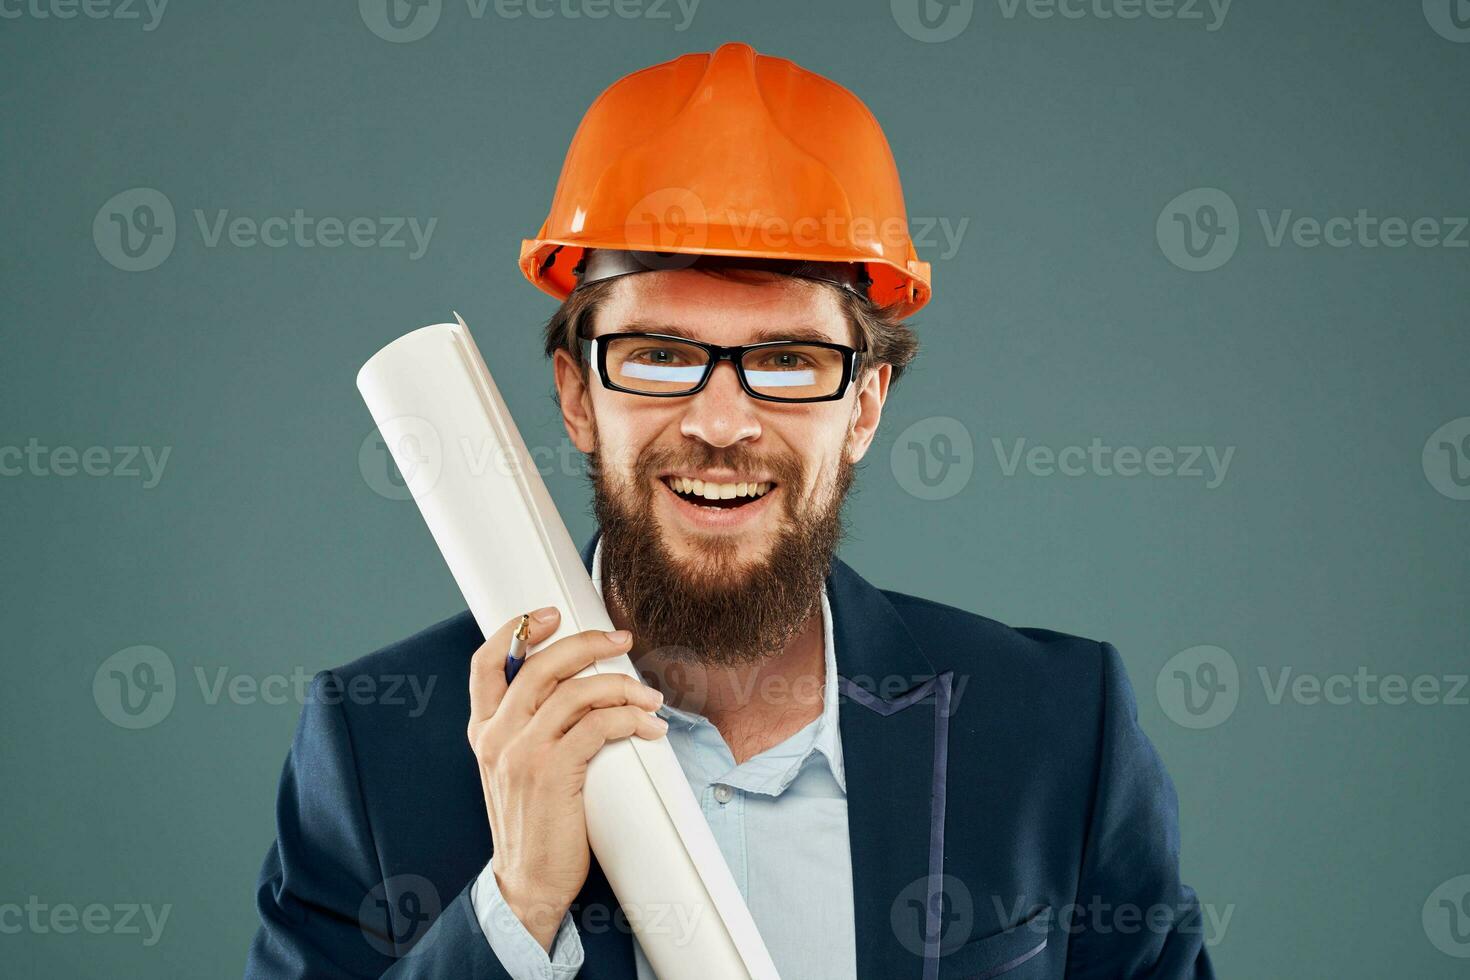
[579,332,866,404]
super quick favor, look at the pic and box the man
[246,42,1213,979]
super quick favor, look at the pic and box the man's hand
[468,608,667,952]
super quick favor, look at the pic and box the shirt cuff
[470,859,585,980]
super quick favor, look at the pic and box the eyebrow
[615,322,844,345]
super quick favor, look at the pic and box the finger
[468,607,561,728]
[559,704,669,764]
[497,628,634,721]
[525,673,663,741]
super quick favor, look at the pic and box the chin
[663,526,771,577]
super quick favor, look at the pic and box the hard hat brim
[520,235,931,319]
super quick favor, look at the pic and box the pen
[504,613,531,683]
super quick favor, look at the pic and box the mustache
[626,444,807,489]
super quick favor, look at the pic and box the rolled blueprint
[357,316,780,980]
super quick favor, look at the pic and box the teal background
[2,0,1468,976]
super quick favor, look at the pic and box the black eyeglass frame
[578,331,867,404]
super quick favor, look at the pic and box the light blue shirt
[471,539,857,979]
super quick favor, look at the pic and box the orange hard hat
[519,42,933,317]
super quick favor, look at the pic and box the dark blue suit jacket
[246,533,1214,979]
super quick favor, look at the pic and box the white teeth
[668,477,774,501]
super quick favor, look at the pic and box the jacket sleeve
[243,671,514,979]
[1063,644,1217,979]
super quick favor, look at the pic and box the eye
[627,346,693,365]
[753,350,815,369]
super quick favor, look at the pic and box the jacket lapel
[827,557,955,980]
[577,534,953,980]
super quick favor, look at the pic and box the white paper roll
[357,316,780,980]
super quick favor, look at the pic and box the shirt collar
[591,538,846,795]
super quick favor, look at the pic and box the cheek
[590,396,677,475]
[776,415,852,488]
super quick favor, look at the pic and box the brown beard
[589,437,855,668]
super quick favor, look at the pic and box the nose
[678,360,762,447]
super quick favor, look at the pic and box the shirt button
[712,784,734,804]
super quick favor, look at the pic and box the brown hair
[541,264,920,387]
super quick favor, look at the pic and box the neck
[609,597,827,764]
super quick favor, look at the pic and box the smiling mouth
[660,476,776,510]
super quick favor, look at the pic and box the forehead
[592,268,853,346]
